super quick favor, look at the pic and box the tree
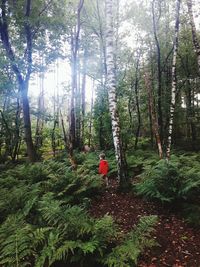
[166,0,181,159]
[152,0,163,142]
[69,0,84,155]
[144,70,163,158]
[0,0,37,161]
[105,0,128,188]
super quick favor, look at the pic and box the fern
[135,159,181,202]
[38,193,93,236]
[103,216,158,267]
[182,204,200,226]
[0,215,33,267]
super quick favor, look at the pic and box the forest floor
[89,179,200,267]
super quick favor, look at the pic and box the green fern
[103,216,158,267]
[135,159,181,202]
[0,215,33,267]
[182,204,200,226]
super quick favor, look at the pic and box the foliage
[181,204,200,227]
[135,155,200,204]
[103,216,158,267]
[0,158,158,267]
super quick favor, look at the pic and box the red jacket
[99,160,109,175]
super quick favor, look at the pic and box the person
[99,153,109,187]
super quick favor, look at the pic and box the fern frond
[0,215,34,267]
[104,215,158,267]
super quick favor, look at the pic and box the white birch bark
[187,0,200,73]
[166,0,181,160]
[105,0,128,186]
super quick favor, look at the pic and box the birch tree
[166,0,181,159]
[105,0,128,188]
[152,0,163,142]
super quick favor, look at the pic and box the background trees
[0,0,200,166]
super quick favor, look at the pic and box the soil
[89,179,200,267]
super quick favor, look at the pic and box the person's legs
[102,175,109,187]
[105,175,109,187]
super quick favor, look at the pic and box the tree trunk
[88,80,94,148]
[0,109,12,161]
[134,50,141,149]
[35,63,45,152]
[144,71,163,159]
[76,53,81,149]
[185,80,196,145]
[166,0,181,160]
[152,0,163,143]
[81,48,87,149]
[51,119,57,158]
[20,81,37,161]
[69,46,76,155]
[69,0,84,155]
[12,97,21,162]
[60,111,68,152]
[105,0,128,188]
[187,0,200,73]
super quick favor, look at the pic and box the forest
[0,0,200,266]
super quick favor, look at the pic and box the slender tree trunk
[52,64,58,158]
[148,96,154,147]
[134,50,141,149]
[60,110,68,151]
[12,97,21,161]
[0,109,12,160]
[185,80,196,144]
[81,48,87,149]
[106,0,128,188]
[69,0,84,155]
[70,41,77,154]
[88,80,94,148]
[166,0,181,160]
[51,120,57,158]
[35,61,45,152]
[21,81,37,161]
[144,71,163,158]
[187,0,200,73]
[152,0,163,142]
[76,53,81,149]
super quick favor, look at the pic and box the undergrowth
[134,154,200,226]
[0,157,158,267]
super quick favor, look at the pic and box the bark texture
[152,0,163,142]
[166,0,181,160]
[105,0,128,188]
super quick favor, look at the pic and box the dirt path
[90,179,200,267]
